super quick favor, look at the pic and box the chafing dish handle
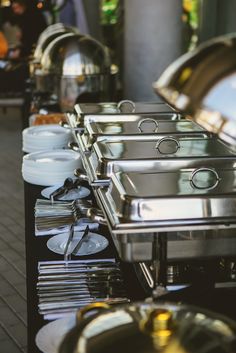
[69,141,80,152]
[138,118,159,133]
[190,167,220,190]
[155,136,180,154]
[74,168,89,182]
[65,112,84,130]
[117,99,135,113]
[59,121,70,129]
[86,208,107,225]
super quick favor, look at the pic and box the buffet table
[24,180,236,353]
[24,181,147,353]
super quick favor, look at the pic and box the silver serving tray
[82,137,235,185]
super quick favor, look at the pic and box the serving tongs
[50,177,82,204]
[64,225,92,261]
[64,224,74,261]
[71,225,89,256]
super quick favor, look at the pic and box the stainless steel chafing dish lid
[153,33,236,149]
[79,119,210,152]
[104,166,236,225]
[59,302,236,353]
[74,102,181,125]
[74,101,177,115]
[83,137,235,185]
[84,118,206,138]
[33,25,80,63]
[40,32,111,76]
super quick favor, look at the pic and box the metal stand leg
[152,232,168,298]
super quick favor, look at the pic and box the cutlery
[63,224,74,261]
[71,225,89,255]
[50,177,74,203]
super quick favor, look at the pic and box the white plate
[47,231,109,256]
[23,150,82,172]
[41,184,90,200]
[23,124,71,138]
[23,150,79,163]
[22,170,76,186]
[22,145,69,153]
[35,314,76,353]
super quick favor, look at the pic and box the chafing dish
[39,32,114,111]
[77,136,234,186]
[34,32,77,94]
[67,111,207,152]
[94,165,236,261]
[79,118,210,152]
[34,32,114,108]
[31,25,79,78]
[74,101,181,127]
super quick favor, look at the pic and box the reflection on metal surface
[34,31,114,109]
[59,302,236,353]
[153,33,236,148]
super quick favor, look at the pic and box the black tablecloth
[24,182,236,353]
[24,181,148,353]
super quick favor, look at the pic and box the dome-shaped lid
[153,33,236,148]
[34,25,80,62]
[40,32,111,76]
[37,23,69,44]
[59,302,236,353]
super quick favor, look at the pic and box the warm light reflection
[83,310,133,338]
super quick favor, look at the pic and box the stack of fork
[35,199,94,233]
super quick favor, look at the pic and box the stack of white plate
[22,124,72,153]
[22,150,83,186]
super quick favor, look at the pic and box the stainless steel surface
[59,302,236,353]
[66,111,185,152]
[35,198,93,233]
[81,136,235,185]
[37,260,128,319]
[75,101,177,114]
[95,185,236,261]
[34,25,79,63]
[153,33,236,149]
[73,102,181,127]
[71,225,89,255]
[80,118,210,152]
[40,33,111,76]
[50,177,74,203]
[64,225,74,261]
[104,168,236,222]
[38,32,114,111]
[34,32,76,94]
